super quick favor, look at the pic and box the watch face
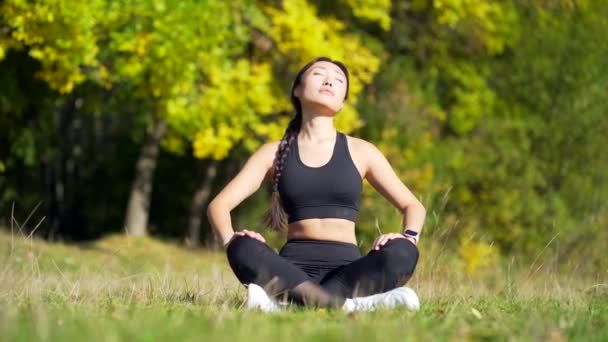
[404,229,418,237]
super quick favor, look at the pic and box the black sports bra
[277,132,362,223]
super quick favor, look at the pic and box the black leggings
[226,235,419,303]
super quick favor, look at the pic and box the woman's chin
[312,108,339,117]
[302,101,340,116]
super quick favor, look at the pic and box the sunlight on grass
[0,230,606,341]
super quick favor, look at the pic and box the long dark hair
[265,57,350,231]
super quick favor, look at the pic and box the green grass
[1,230,606,341]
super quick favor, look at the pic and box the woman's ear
[293,84,302,98]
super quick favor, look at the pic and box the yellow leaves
[173,58,286,159]
[193,125,242,160]
[342,0,392,30]
[458,237,498,276]
[116,33,151,57]
[263,0,382,133]
[266,0,364,61]
[401,162,435,194]
[159,54,285,159]
[12,30,44,44]
[154,1,167,13]
[245,63,280,114]
[96,64,112,89]
[115,57,145,80]
[166,96,189,120]
[334,103,363,133]
[434,0,497,27]
[136,34,151,56]
[160,131,187,156]
[37,68,85,94]
[444,62,496,134]
[434,0,471,26]
[28,47,44,60]
[2,0,105,93]
[250,118,289,140]
[0,41,11,61]
[2,0,384,161]
[433,0,518,54]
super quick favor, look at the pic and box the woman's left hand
[371,233,414,251]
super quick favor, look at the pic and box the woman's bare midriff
[287,218,357,245]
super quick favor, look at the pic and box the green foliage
[356,56,446,247]
[441,62,496,135]
[10,128,37,166]
[432,0,518,54]
[260,0,382,135]
[104,0,259,159]
[340,0,392,30]
[353,0,607,269]
[447,1,608,254]
[1,0,104,93]
[0,0,385,159]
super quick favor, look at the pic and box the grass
[0,229,606,341]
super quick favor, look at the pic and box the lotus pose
[207,57,426,312]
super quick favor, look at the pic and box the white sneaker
[246,283,282,312]
[342,287,420,313]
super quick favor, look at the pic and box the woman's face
[294,61,348,115]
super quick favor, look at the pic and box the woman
[207,57,425,312]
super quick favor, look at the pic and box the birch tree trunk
[186,159,219,247]
[124,117,167,237]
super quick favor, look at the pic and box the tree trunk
[124,117,167,237]
[186,159,219,247]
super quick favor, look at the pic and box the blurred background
[1,0,606,276]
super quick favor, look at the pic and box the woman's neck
[300,110,337,143]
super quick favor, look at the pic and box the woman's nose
[323,79,332,87]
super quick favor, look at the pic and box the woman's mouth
[319,88,334,96]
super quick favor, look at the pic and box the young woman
[207,57,426,312]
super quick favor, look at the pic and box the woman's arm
[362,141,426,241]
[206,142,278,247]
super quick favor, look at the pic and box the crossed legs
[226,235,419,309]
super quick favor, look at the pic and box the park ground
[0,230,606,341]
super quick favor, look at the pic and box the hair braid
[266,116,301,231]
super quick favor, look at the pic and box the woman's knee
[226,235,267,264]
[225,235,273,285]
[376,239,419,274]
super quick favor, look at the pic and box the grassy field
[0,230,606,341]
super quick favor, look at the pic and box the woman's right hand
[223,229,266,248]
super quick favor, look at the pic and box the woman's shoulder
[254,141,281,159]
[262,140,281,151]
[343,134,380,154]
[242,141,280,170]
